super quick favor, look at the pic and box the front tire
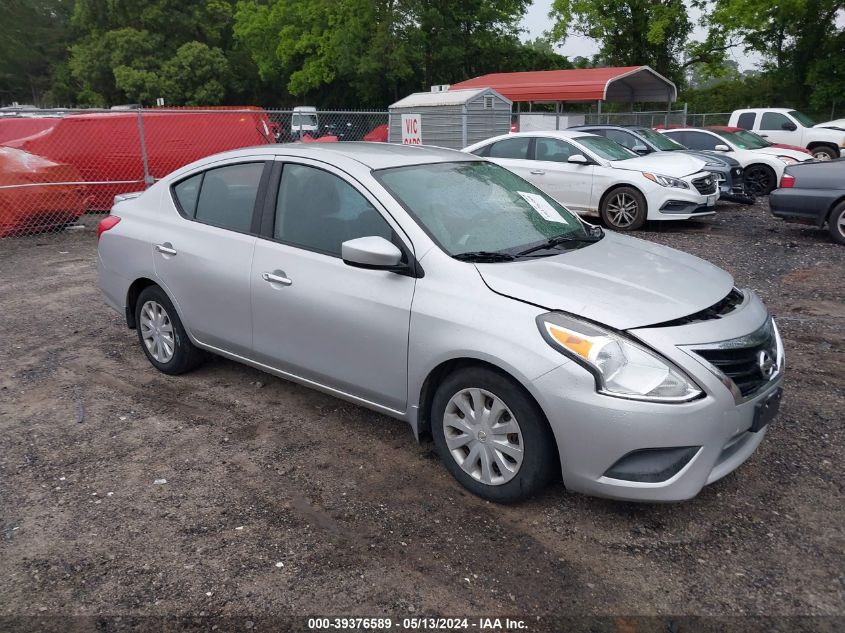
[811,146,837,161]
[431,367,558,503]
[828,201,845,245]
[135,285,204,375]
[744,164,776,196]
[600,186,647,231]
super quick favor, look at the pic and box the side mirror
[782,121,797,131]
[631,144,649,154]
[342,236,403,270]
[568,154,589,164]
[714,144,730,152]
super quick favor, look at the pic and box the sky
[519,0,762,71]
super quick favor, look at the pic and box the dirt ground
[1,199,843,631]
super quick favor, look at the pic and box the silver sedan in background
[97,143,784,503]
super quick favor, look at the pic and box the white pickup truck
[729,108,845,160]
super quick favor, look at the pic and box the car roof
[660,128,718,133]
[209,142,482,170]
[507,130,597,140]
[735,107,792,113]
[570,124,648,132]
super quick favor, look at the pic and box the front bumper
[531,291,783,502]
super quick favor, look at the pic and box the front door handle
[155,243,177,256]
[530,169,546,175]
[262,271,292,286]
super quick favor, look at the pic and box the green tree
[693,0,845,110]
[0,0,73,105]
[549,0,693,86]
[64,0,262,106]
[233,0,537,106]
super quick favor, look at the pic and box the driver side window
[681,132,719,151]
[274,164,393,257]
[760,112,791,131]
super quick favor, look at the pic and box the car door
[250,159,415,412]
[153,159,270,356]
[529,136,595,213]
[757,111,796,145]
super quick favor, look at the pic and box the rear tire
[600,186,648,231]
[431,366,558,503]
[135,285,204,375]
[744,164,776,196]
[828,201,845,245]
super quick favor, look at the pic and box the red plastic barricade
[0,146,88,236]
[5,108,274,210]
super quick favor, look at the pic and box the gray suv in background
[97,143,784,503]
[572,124,753,204]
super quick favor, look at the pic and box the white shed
[388,88,512,149]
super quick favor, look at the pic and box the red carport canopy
[450,66,676,103]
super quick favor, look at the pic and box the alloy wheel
[744,167,772,196]
[812,150,832,161]
[442,388,524,486]
[606,192,639,228]
[139,300,175,363]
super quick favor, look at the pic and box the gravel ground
[0,200,843,631]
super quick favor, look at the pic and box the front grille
[693,318,780,398]
[692,174,717,195]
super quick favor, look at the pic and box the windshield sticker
[518,191,568,224]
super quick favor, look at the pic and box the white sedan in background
[659,128,813,196]
[464,131,717,231]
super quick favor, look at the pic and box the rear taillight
[780,174,796,189]
[97,215,121,240]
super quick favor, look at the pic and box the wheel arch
[414,357,554,445]
[125,278,158,329]
[807,142,840,158]
[826,195,845,224]
[598,183,647,215]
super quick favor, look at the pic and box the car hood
[609,152,707,178]
[677,149,739,167]
[476,232,734,330]
[753,146,812,160]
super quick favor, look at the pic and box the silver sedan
[97,143,784,503]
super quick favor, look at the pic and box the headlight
[642,172,690,189]
[537,312,703,402]
[777,156,798,164]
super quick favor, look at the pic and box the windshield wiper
[514,230,603,258]
[453,251,515,263]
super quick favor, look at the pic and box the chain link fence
[0,105,729,239]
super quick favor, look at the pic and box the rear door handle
[262,271,292,286]
[155,243,177,256]
[530,169,546,175]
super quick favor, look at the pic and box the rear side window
[172,162,266,233]
[488,137,531,159]
[173,173,202,217]
[736,112,756,130]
